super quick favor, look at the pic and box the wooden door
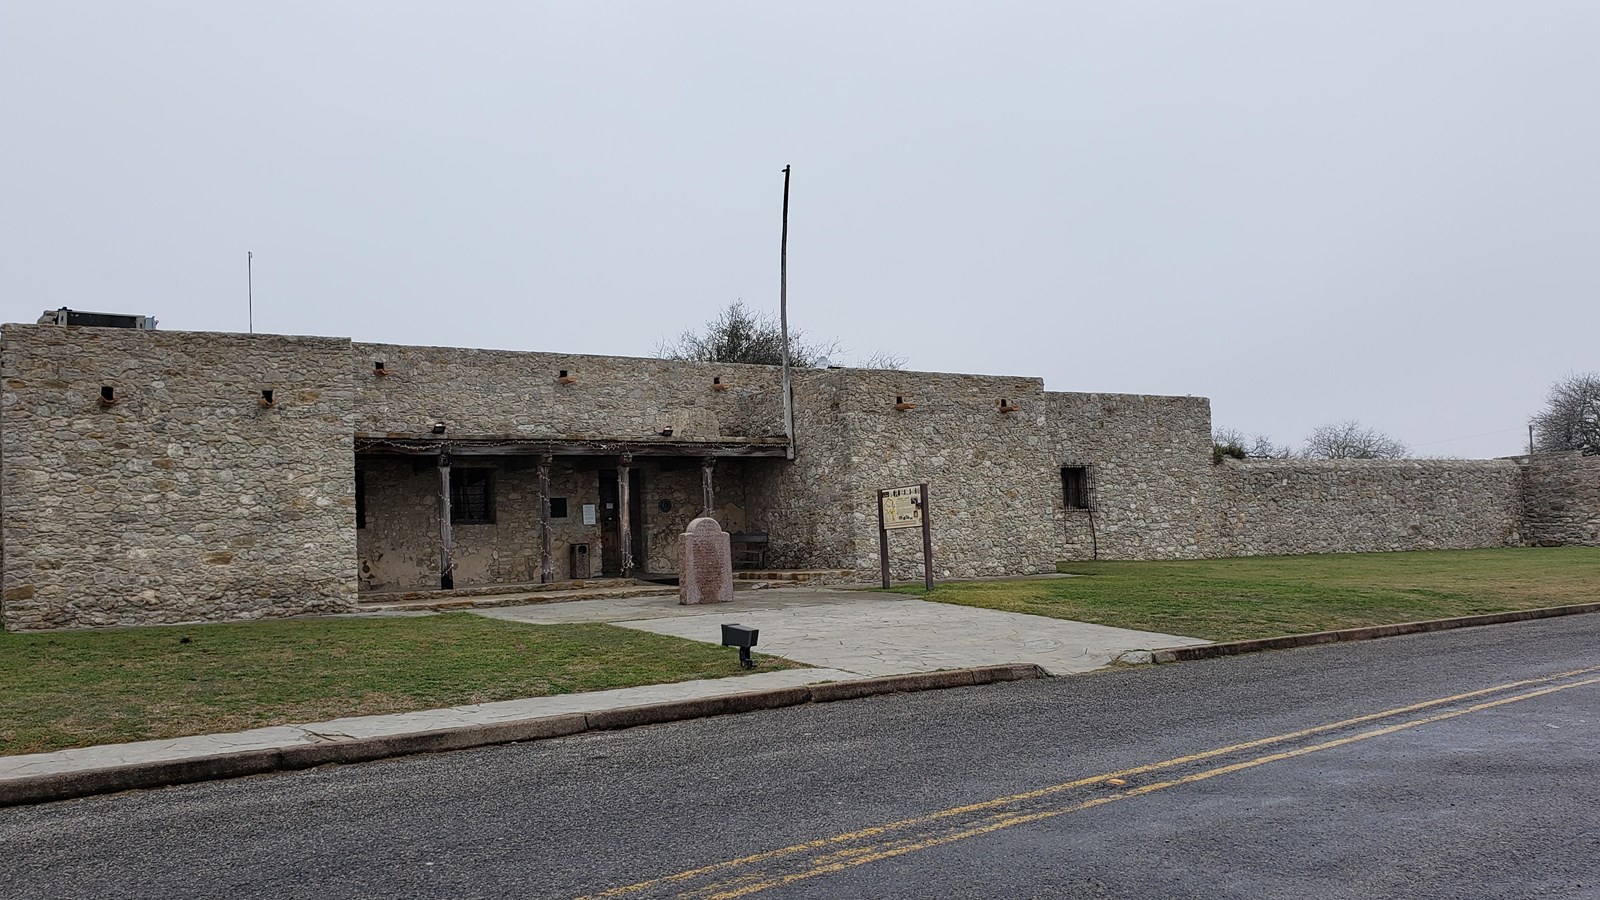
[598,468,644,576]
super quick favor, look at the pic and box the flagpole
[779,165,794,461]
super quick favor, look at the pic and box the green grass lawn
[0,612,801,757]
[895,547,1600,643]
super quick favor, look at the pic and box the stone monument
[679,517,734,605]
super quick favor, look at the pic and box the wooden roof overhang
[354,434,790,459]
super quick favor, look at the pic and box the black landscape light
[431,422,447,435]
[721,623,759,669]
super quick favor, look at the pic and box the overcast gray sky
[5,1,1596,459]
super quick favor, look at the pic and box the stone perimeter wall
[4,323,1598,630]
[1519,452,1600,547]
[838,369,1058,580]
[1,326,359,630]
[1047,392,1217,561]
[746,368,1062,581]
[356,455,755,591]
[1214,458,1525,556]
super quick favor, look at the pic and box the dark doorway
[599,467,644,576]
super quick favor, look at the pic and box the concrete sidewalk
[0,585,1204,805]
[478,586,1207,676]
[0,667,853,786]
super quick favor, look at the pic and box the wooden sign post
[878,483,933,591]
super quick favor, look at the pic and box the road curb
[0,663,1046,808]
[1150,601,1600,663]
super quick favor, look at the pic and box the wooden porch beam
[438,452,454,590]
[618,453,634,578]
[538,454,554,584]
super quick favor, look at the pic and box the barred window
[1061,466,1090,510]
[451,469,495,524]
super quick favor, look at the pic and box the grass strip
[894,547,1600,643]
[0,612,801,756]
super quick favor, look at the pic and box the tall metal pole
[779,165,795,461]
[247,251,254,334]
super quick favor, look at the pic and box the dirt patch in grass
[0,613,803,756]
[894,547,1600,643]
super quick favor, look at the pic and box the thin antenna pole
[247,251,254,334]
[1529,424,1535,456]
[779,165,795,461]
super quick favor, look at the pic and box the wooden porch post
[618,454,634,577]
[701,456,716,518]
[538,454,554,584]
[438,452,454,590]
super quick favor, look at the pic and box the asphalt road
[5,615,1598,899]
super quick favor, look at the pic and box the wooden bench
[729,531,769,570]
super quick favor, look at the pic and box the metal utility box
[39,308,158,329]
[569,543,591,579]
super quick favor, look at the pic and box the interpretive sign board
[880,485,924,530]
[877,483,933,591]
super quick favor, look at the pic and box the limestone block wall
[751,368,1059,580]
[1,326,358,630]
[352,343,785,441]
[356,456,753,589]
[842,369,1060,580]
[1519,453,1600,547]
[1046,392,1217,560]
[743,368,856,570]
[1215,459,1524,556]
[639,461,749,574]
[357,456,607,590]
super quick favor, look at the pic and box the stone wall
[744,368,1062,580]
[1046,392,1217,561]
[743,368,855,571]
[7,322,1598,631]
[356,455,753,590]
[639,460,749,574]
[352,343,785,442]
[1,325,358,629]
[1215,458,1524,556]
[358,456,604,589]
[837,369,1059,580]
[1519,452,1600,547]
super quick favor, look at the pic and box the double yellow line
[578,664,1600,900]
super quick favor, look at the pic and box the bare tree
[657,301,904,369]
[1301,420,1409,459]
[656,301,838,367]
[1249,434,1292,458]
[1212,427,1249,461]
[856,350,908,371]
[1531,372,1600,456]
[1213,427,1291,461]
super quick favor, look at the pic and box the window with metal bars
[450,468,495,524]
[1061,466,1091,510]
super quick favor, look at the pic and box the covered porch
[353,436,788,593]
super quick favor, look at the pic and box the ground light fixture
[721,623,759,669]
